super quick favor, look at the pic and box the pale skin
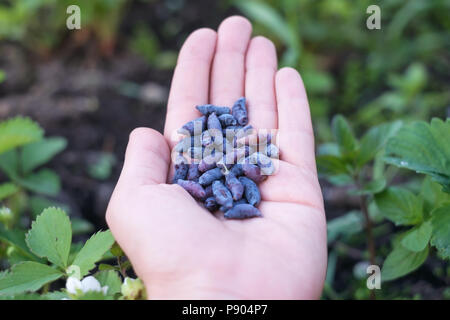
[106,16,327,299]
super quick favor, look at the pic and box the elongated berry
[207,112,222,131]
[199,167,223,186]
[178,116,206,136]
[224,204,262,219]
[233,198,248,206]
[196,104,231,116]
[198,152,222,172]
[172,155,188,183]
[225,172,244,200]
[204,197,218,212]
[187,147,204,160]
[265,143,279,158]
[205,185,213,198]
[239,176,261,206]
[230,164,243,176]
[212,180,233,210]
[218,114,237,127]
[187,163,200,181]
[231,97,248,126]
[242,163,267,183]
[177,179,206,199]
[248,152,275,175]
[174,135,201,152]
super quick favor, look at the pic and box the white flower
[66,276,109,296]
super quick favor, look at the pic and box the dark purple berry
[239,176,261,206]
[225,172,244,201]
[187,163,200,181]
[177,179,206,199]
[242,163,267,183]
[198,153,221,172]
[212,180,233,210]
[204,197,218,212]
[178,116,206,136]
[196,104,231,116]
[218,114,237,127]
[224,204,262,219]
[207,112,222,131]
[204,185,213,198]
[231,97,248,126]
[230,164,243,176]
[248,152,275,175]
[199,167,223,186]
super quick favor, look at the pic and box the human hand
[106,16,327,299]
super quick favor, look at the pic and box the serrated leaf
[375,187,423,226]
[0,117,43,155]
[29,196,70,219]
[382,243,429,281]
[20,137,67,174]
[401,221,433,252]
[18,169,61,196]
[356,121,403,166]
[385,118,450,192]
[0,223,39,262]
[420,177,450,213]
[95,270,122,296]
[71,230,115,278]
[0,262,63,295]
[331,115,358,156]
[430,204,450,259]
[0,182,19,201]
[26,207,72,268]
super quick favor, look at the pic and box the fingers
[275,68,316,171]
[164,28,217,145]
[210,16,252,106]
[119,128,170,186]
[245,36,278,129]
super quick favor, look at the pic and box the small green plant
[0,207,145,300]
[318,116,449,298]
[0,117,144,299]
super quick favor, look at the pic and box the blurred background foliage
[0,0,449,299]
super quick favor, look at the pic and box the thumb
[119,127,170,186]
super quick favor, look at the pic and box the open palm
[106,16,327,299]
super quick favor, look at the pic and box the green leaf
[375,187,423,226]
[0,183,19,201]
[401,221,433,252]
[327,211,363,244]
[17,169,60,196]
[0,262,63,295]
[430,204,450,259]
[0,223,39,262]
[0,150,19,179]
[420,177,450,213]
[20,137,67,174]
[351,178,386,196]
[317,154,350,176]
[26,207,72,268]
[382,243,429,281]
[29,196,70,219]
[331,115,358,156]
[95,270,122,296]
[71,230,115,278]
[356,121,403,166]
[0,117,43,155]
[385,118,450,192]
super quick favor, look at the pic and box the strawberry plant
[0,117,145,300]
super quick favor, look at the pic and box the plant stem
[117,256,127,278]
[354,175,377,300]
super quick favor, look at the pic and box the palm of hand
[107,17,327,299]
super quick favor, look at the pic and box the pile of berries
[172,97,278,219]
